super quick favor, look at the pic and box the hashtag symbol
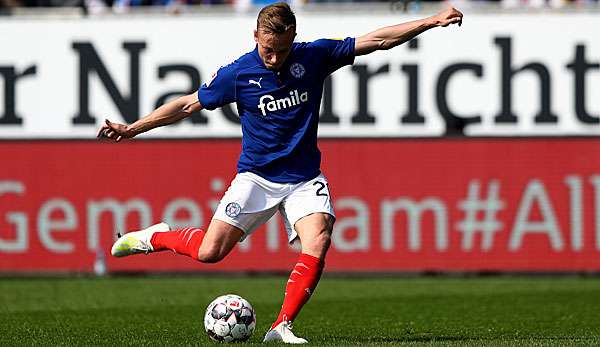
[456,180,505,251]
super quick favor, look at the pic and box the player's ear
[253,29,259,43]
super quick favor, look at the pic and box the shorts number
[313,181,329,197]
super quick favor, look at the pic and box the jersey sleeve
[197,63,238,110]
[311,37,355,75]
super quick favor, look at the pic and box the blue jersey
[198,37,355,183]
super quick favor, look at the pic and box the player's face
[254,29,295,71]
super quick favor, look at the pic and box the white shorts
[212,172,335,243]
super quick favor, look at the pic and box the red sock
[150,227,205,260]
[271,253,324,328]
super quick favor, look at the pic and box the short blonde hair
[257,2,296,34]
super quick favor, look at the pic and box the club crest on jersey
[257,90,308,116]
[225,202,241,218]
[290,63,305,78]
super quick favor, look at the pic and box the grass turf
[1,276,599,346]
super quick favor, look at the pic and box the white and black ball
[204,294,256,343]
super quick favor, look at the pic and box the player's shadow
[345,335,594,344]
[338,335,473,343]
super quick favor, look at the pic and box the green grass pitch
[1,276,599,346]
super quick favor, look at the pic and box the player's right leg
[110,220,244,262]
[196,220,244,263]
[110,222,171,257]
[111,172,281,262]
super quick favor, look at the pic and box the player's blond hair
[257,2,296,34]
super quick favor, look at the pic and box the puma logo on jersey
[257,90,308,116]
[249,78,263,88]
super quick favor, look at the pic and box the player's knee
[315,230,331,252]
[301,230,331,260]
[197,247,226,263]
[306,227,331,254]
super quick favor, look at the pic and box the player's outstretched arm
[97,93,202,142]
[354,7,463,56]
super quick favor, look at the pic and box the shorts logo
[290,63,305,78]
[225,202,242,218]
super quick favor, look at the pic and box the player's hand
[434,7,463,27]
[97,119,135,142]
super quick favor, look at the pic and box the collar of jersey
[251,43,298,73]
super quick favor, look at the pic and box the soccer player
[99,3,462,343]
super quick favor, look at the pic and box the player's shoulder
[236,50,262,69]
[289,41,322,57]
[295,40,323,50]
[216,57,243,74]
[303,38,349,48]
[217,50,261,75]
[293,38,351,56]
[206,51,260,87]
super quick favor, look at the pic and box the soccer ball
[204,294,256,342]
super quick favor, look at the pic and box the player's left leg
[264,174,336,343]
[274,213,333,322]
[264,213,333,344]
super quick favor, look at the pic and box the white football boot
[263,321,308,344]
[110,222,170,257]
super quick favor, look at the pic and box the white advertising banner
[0,12,598,138]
